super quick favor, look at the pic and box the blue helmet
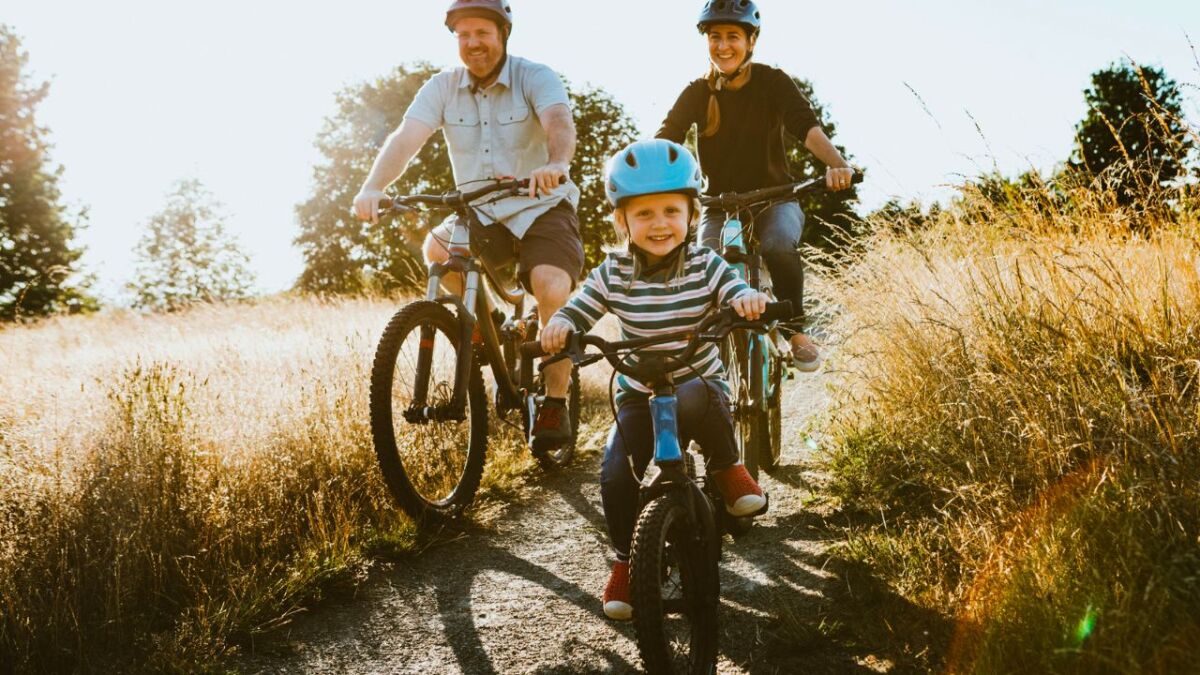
[697,0,761,36]
[605,139,704,207]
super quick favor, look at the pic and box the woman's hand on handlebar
[825,166,856,192]
[729,291,770,321]
[353,188,388,224]
[540,317,574,355]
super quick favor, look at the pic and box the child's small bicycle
[523,300,794,674]
[369,178,581,526]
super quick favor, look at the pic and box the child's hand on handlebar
[729,291,770,321]
[540,318,574,355]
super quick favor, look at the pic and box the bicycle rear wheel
[370,301,487,525]
[630,492,720,675]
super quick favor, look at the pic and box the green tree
[294,64,639,294]
[783,76,860,249]
[295,63,450,295]
[127,179,256,311]
[1068,61,1195,204]
[566,83,639,269]
[0,25,93,321]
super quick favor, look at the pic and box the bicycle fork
[405,244,483,423]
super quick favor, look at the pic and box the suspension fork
[408,252,482,418]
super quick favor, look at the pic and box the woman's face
[706,23,754,75]
[615,193,692,263]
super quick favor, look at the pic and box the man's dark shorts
[457,199,585,292]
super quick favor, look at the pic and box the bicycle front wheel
[762,351,784,472]
[630,493,720,675]
[370,301,488,525]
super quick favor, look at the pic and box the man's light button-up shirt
[403,55,581,239]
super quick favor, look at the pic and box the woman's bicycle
[699,172,863,480]
[369,178,581,526]
[523,301,795,674]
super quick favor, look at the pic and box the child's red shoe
[602,560,632,620]
[713,464,767,516]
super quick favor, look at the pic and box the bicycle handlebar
[520,301,793,381]
[378,176,567,213]
[699,171,864,211]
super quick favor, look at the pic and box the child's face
[616,193,691,263]
[706,24,753,75]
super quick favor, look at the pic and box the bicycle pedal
[753,492,770,517]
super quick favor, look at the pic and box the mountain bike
[368,178,581,526]
[699,172,863,480]
[523,301,794,674]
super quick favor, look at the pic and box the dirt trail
[235,377,894,674]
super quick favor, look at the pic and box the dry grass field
[0,296,605,671]
[4,178,1199,673]
[817,174,1200,673]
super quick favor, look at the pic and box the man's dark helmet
[696,0,761,37]
[445,0,514,34]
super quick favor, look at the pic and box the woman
[656,0,855,369]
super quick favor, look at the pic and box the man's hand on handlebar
[353,188,388,224]
[729,291,771,321]
[529,162,569,198]
[540,317,574,355]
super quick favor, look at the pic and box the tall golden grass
[0,296,564,671]
[818,169,1200,672]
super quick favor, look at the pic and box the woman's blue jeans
[599,378,738,558]
[701,200,806,326]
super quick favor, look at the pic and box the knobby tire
[630,493,719,674]
[370,301,487,526]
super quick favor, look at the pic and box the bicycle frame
[636,380,719,546]
[402,196,538,425]
[716,211,779,421]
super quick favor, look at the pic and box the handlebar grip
[760,300,795,323]
[851,171,865,185]
[520,340,546,359]
[379,198,393,209]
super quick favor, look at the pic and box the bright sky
[7,0,1200,302]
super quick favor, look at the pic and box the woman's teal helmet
[604,139,704,207]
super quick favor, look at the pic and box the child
[540,139,768,621]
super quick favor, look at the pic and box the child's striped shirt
[553,245,753,404]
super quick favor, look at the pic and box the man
[353,0,581,446]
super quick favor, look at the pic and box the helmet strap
[470,50,508,93]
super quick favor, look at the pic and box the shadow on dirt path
[231,377,950,674]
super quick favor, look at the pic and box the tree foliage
[295,63,450,295]
[566,83,639,269]
[0,25,92,321]
[294,64,639,294]
[1069,61,1196,204]
[127,179,256,311]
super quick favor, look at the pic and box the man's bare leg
[529,264,573,399]
[422,231,463,295]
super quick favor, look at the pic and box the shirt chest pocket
[498,105,530,125]
[443,105,481,148]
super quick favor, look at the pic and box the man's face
[454,16,504,79]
